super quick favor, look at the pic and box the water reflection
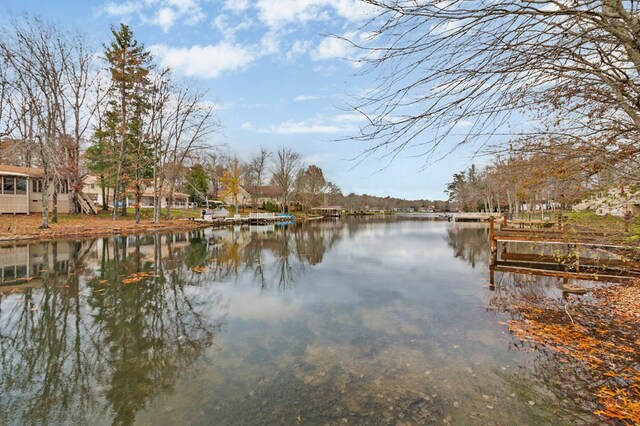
[0,236,226,425]
[446,223,491,268]
[0,220,601,425]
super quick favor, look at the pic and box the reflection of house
[0,165,72,214]
[0,241,73,288]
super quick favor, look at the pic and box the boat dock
[192,212,294,226]
[488,216,638,285]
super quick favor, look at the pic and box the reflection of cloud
[220,286,299,321]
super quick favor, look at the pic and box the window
[58,180,69,194]
[2,177,15,194]
[16,177,27,195]
[32,179,42,193]
[90,184,95,189]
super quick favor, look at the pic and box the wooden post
[502,214,508,228]
[489,217,497,254]
[489,264,495,291]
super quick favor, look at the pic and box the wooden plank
[494,235,630,249]
[500,252,640,271]
[491,264,634,283]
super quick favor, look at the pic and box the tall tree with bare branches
[348,1,640,169]
[271,148,301,213]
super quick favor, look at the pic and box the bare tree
[245,147,271,208]
[271,147,301,213]
[348,1,640,167]
[59,31,104,214]
[161,86,219,220]
[296,165,328,213]
[0,17,70,228]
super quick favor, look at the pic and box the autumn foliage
[507,282,640,424]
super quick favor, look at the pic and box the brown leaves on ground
[0,213,206,241]
[507,281,640,424]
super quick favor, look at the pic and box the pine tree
[103,24,153,220]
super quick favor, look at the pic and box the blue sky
[2,0,485,200]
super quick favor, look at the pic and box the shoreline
[0,215,211,243]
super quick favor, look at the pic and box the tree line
[446,145,599,214]
[0,18,218,227]
[347,1,640,206]
[184,145,441,213]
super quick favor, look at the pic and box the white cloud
[102,0,204,30]
[260,30,282,55]
[261,122,347,134]
[314,34,355,60]
[213,14,254,40]
[224,0,251,13]
[454,120,474,128]
[286,40,312,60]
[151,42,257,79]
[152,7,177,32]
[102,1,142,16]
[241,121,253,129]
[293,94,323,102]
[258,114,362,134]
[254,0,376,28]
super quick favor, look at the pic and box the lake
[0,218,597,425]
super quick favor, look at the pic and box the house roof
[245,185,284,198]
[0,165,45,178]
[141,187,189,199]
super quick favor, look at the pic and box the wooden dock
[193,212,293,226]
[488,216,638,284]
[396,212,502,222]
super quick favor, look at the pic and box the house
[82,175,191,209]
[573,186,640,217]
[139,187,190,208]
[218,184,252,207]
[82,174,113,208]
[244,185,284,208]
[0,165,73,214]
[311,206,342,217]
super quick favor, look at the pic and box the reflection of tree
[232,221,345,291]
[446,224,491,268]
[0,235,226,426]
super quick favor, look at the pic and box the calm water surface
[0,218,596,425]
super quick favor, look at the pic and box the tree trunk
[41,171,50,229]
[101,175,108,210]
[52,183,58,224]
[165,184,174,220]
[135,184,142,224]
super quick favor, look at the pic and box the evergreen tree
[103,24,153,220]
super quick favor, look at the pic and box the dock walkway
[488,216,638,283]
